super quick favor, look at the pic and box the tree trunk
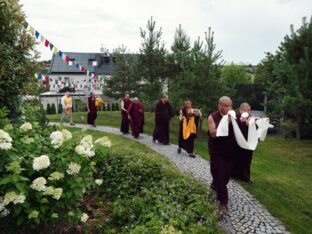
[296,113,301,140]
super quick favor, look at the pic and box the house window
[68,59,75,66]
[88,59,97,66]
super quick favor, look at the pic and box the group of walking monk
[119,94,255,213]
[60,92,254,214]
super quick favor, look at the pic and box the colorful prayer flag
[44,39,50,47]
[35,31,40,39]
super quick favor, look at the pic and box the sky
[20,0,311,65]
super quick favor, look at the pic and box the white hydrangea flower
[66,162,81,175]
[84,149,95,158]
[13,194,26,204]
[52,188,63,200]
[0,208,10,217]
[20,122,32,132]
[33,155,50,171]
[0,142,12,151]
[61,129,72,141]
[95,136,112,148]
[0,129,12,151]
[3,192,25,205]
[81,213,89,222]
[80,135,93,148]
[95,179,103,186]
[68,211,74,216]
[23,136,35,144]
[43,186,55,196]
[75,145,85,155]
[28,210,39,219]
[75,142,95,158]
[50,131,64,149]
[51,213,58,218]
[30,177,47,191]
[48,171,64,181]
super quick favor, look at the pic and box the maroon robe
[128,102,143,138]
[178,107,199,153]
[120,98,131,134]
[208,111,236,206]
[87,96,97,125]
[138,102,145,133]
[231,112,254,182]
[153,100,173,144]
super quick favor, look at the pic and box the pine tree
[51,103,56,114]
[107,103,111,111]
[104,45,139,99]
[46,103,51,114]
[137,17,167,111]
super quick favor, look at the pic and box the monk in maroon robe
[208,96,236,213]
[87,92,97,127]
[138,100,145,133]
[232,103,254,183]
[120,94,131,134]
[128,97,144,138]
[178,99,202,158]
[153,95,173,145]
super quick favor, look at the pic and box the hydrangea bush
[0,122,111,228]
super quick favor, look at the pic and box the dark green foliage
[104,45,139,99]
[103,103,106,111]
[255,18,312,139]
[167,25,224,115]
[96,152,221,233]
[0,106,10,128]
[0,0,39,119]
[107,103,111,111]
[46,103,51,114]
[111,103,115,111]
[58,103,62,114]
[115,102,119,111]
[51,103,56,114]
[137,17,167,111]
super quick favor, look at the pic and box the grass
[49,111,312,234]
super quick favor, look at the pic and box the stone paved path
[51,123,289,234]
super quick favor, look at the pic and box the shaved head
[218,96,232,115]
[218,96,232,104]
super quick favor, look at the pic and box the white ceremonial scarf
[216,110,274,150]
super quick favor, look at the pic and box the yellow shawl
[64,96,72,116]
[182,116,196,140]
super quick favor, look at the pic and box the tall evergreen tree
[137,17,167,111]
[104,45,139,99]
[0,0,39,119]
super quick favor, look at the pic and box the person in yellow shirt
[60,91,74,125]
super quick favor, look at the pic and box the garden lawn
[49,111,312,234]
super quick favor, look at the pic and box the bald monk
[208,96,236,213]
[232,103,254,183]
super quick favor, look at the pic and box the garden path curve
[51,122,289,234]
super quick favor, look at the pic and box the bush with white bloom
[0,129,12,151]
[33,155,50,171]
[20,122,32,132]
[0,121,111,228]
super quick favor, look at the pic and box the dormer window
[88,59,97,66]
[68,59,75,66]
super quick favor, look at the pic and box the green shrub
[103,103,106,111]
[20,101,48,126]
[107,103,111,111]
[0,122,111,229]
[46,104,51,115]
[111,103,115,111]
[115,103,119,111]
[0,107,10,128]
[51,103,56,114]
[58,103,63,114]
[96,153,221,233]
